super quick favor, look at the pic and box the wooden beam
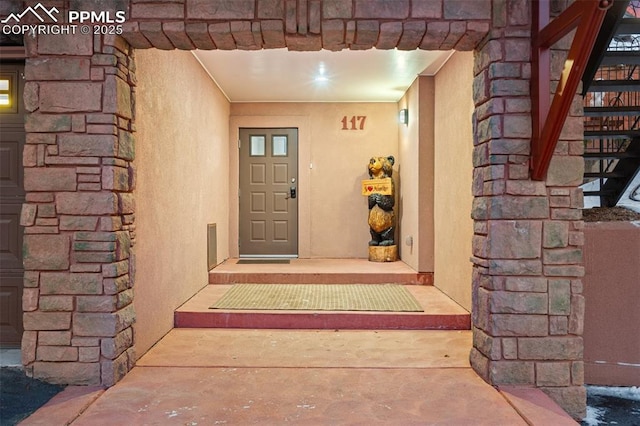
[531,0,550,180]
[536,1,584,47]
[530,0,612,180]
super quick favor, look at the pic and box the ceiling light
[314,62,329,83]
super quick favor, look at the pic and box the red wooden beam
[531,0,612,180]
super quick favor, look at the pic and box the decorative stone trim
[120,0,490,52]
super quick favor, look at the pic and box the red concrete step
[208,258,434,285]
[175,285,470,330]
[209,272,433,284]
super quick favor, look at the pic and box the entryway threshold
[209,257,433,285]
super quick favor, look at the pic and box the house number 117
[341,115,367,130]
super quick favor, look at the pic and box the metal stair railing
[582,1,640,206]
[583,63,640,205]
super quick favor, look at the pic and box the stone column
[21,32,136,386]
[470,0,585,419]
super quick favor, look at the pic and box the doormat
[210,284,423,312]
[236,259,291,265]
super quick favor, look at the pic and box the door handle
[290,186,297,199]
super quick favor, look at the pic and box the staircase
[583,1,640,207]
[174,259,470,331]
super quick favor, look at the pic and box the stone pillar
[21,32,136,386]
[470,0,585,419]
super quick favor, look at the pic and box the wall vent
[207,223,217,271]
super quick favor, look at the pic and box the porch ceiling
[193,48,453,102]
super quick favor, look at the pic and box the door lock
[290,186,297,199]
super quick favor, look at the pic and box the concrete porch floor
[21,329,577,425]
[20,260,577,424]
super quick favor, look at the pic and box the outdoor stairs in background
[174,259,470,331]
[583,138,640,203]
[582,2,640,207]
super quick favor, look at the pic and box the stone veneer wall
[20,29,136,386]
[469,1,586,419]
[7,0,586,418]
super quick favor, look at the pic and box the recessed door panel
[273,163,288,184]
[239,128,298,256]
[0,140,20,189]
[250,221,266,242]
[273,192,289,213]
[0,209,21,270]
[273,221,289,241]
[250,164,266,184]
[251,192,266,213]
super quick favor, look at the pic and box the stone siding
[470,1,586,419]
[17,22,136,386]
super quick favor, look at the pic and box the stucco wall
[434,52,474,311]
[584,222,640,386]
[134,50,230,357]
[398,77,435,272]
[230,103,398,258]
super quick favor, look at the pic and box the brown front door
[239,128,298,257]
[0,62,25,346]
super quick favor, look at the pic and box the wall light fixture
[399,108,408,125]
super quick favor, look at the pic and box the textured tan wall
[398,77,435,272]
[230,103,398,258]
[584,222,640,386]
[134,50,230,357]
[434,52,474,311]
[398,82,418,268]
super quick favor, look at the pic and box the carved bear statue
[367,155,395,247]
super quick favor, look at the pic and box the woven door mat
[236,259,291,264]
[210,284,423,312]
